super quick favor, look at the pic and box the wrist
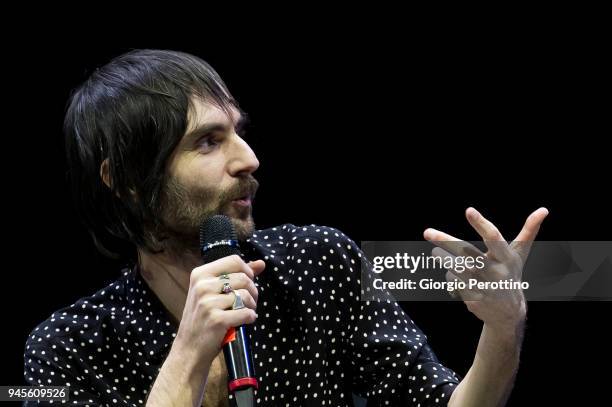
[147,339,213,407]
[486,301,526,341]
[168,337,214,379]
[484,317,525,349]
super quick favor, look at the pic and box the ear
[101,158,139,200]
[100,158,112,189]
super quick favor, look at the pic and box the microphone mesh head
[199,215,240,263]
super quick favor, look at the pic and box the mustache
[223,175,259,202]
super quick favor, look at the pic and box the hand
[424,207,548,334]
[174,255,265,369]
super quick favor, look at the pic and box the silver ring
[232,290,245,310]
[221,282,233,294]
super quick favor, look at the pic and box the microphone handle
[221,324,257,392]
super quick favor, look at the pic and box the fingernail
[468,208,480,220]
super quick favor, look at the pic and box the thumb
[247,259,266,277]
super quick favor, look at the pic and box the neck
[137,245,202,323]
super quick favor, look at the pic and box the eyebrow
[184,112,250,143]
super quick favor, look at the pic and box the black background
[2,16,609,406]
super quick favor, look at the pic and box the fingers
[465,207,512,261]
[445,271,461,299]
[465,207,507,241]
[193,271,259,303]
[202,289,258,312]
[210,307,258,331]
[512,207,549,262]
[424,228,484,258]
[432,247,484,282]
[192,255,258,280]
[230,289,257,310]
[247,260,266,277]
[192,255,266,282]
[218,273,258,303]
[189,256,264,308]
[514,207,549,242]
[444,271,484,302]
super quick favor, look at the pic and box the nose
[227,134,260,177]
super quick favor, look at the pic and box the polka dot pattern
[24,224,460,406]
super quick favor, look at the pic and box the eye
[197,135,220,154]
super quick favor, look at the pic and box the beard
[151,174,259,254]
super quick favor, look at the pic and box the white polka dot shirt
[24,224,460,406]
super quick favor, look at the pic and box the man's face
[156,97,260,250]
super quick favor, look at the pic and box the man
[24,49,548,406]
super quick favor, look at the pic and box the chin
[231,216,256,240]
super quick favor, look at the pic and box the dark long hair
[64,49,237,259]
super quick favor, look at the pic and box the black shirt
[24,224,460,406]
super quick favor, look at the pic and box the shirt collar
[121,264,178,363]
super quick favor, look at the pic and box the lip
[232,196,252,206]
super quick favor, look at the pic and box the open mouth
[232,195,252,206]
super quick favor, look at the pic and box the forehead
[186,97,241,132]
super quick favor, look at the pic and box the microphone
[199,215,257,407]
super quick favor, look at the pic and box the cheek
[186,174,228,206]
[178,156,226,189]
[170,154,235,206]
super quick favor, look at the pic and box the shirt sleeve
[298,226,462,406]
[23,330,104,406]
